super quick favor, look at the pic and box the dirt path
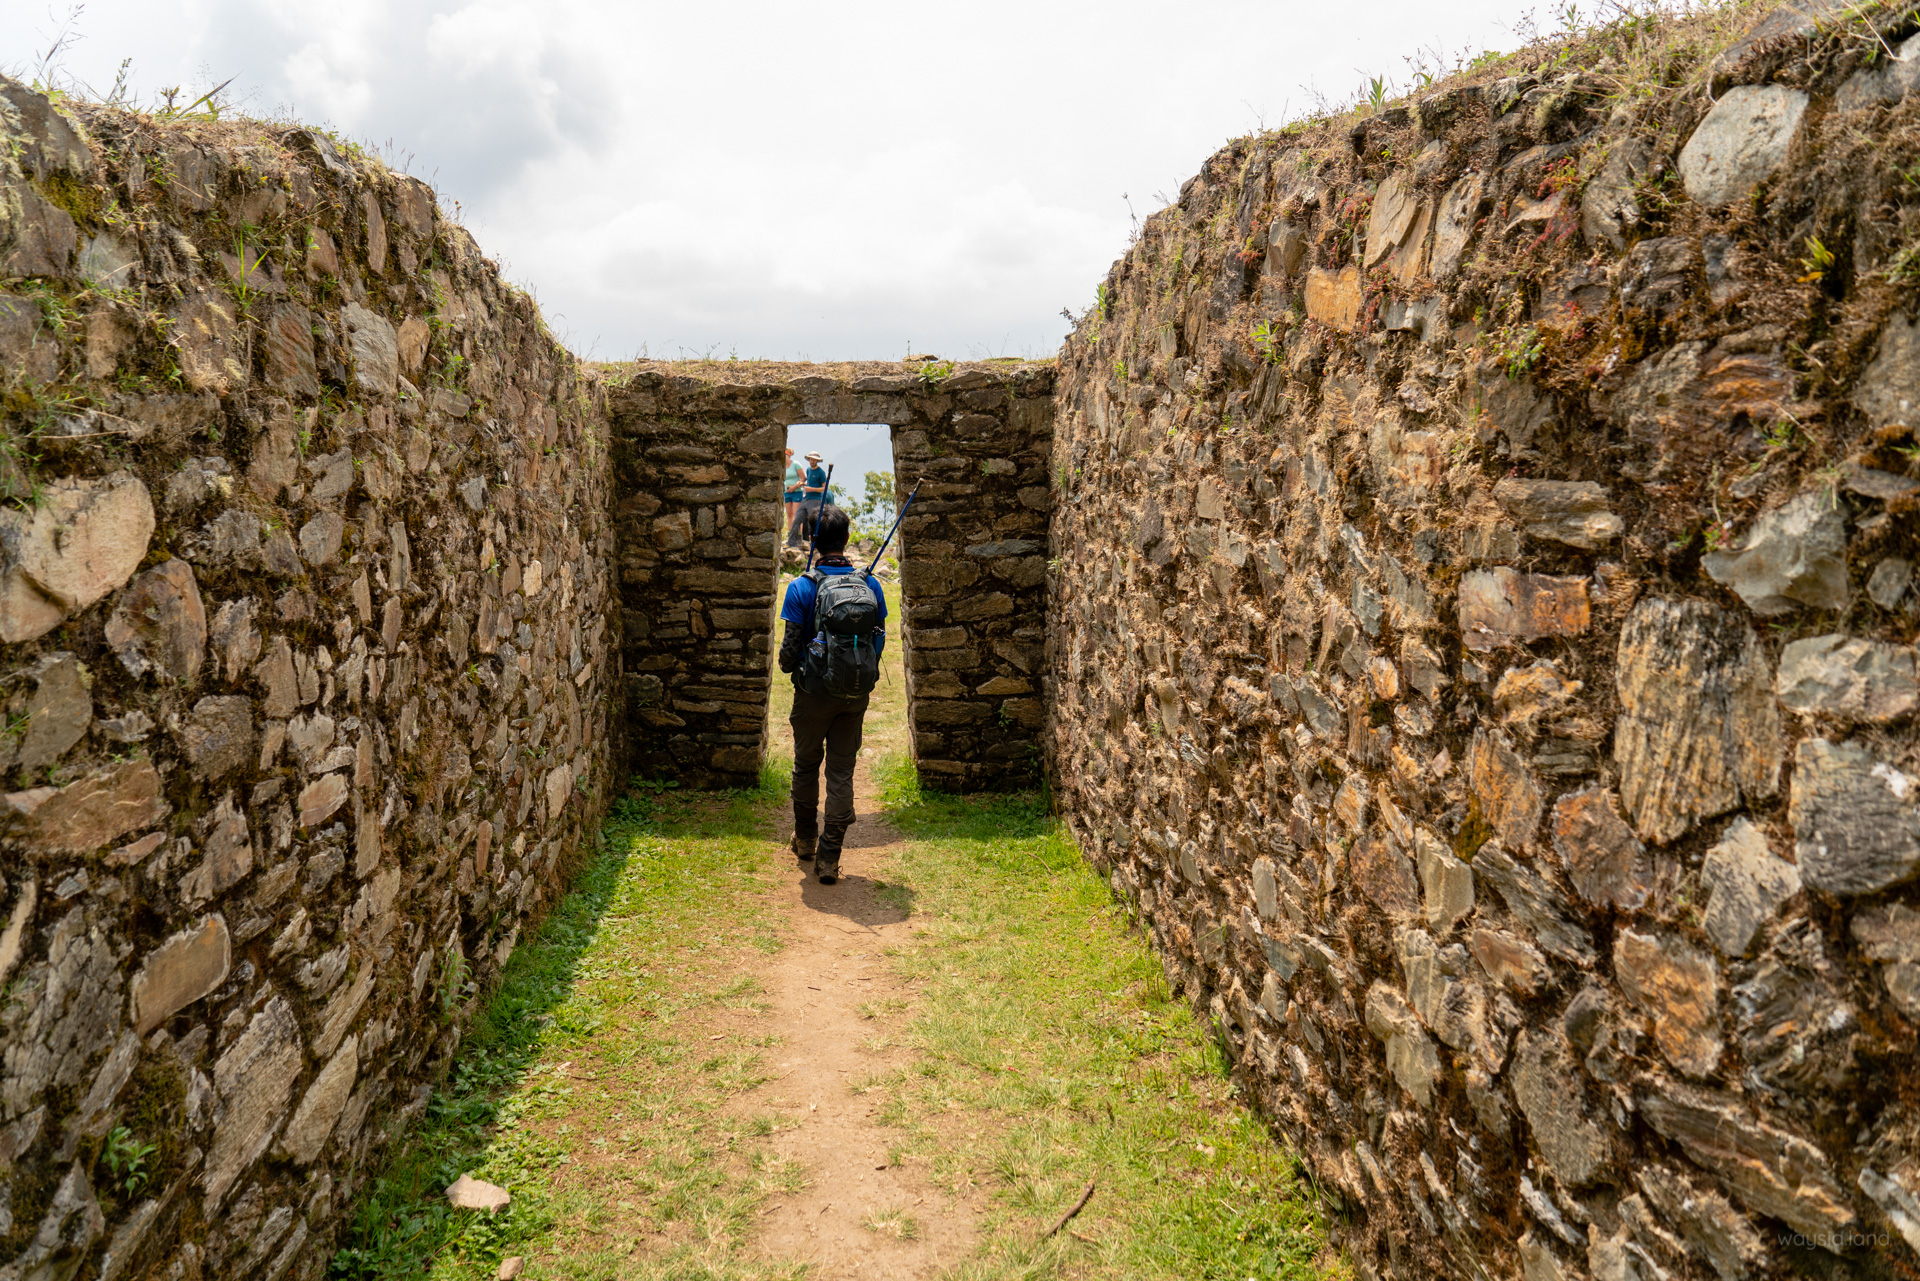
[730,757,981,1279]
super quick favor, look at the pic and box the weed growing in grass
[863,1206,922,1240]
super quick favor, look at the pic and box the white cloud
[9,0,1535,360]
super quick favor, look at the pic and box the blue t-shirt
[782,565,886,653]
[805,465,828,493]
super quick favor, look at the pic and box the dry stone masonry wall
[15,3,1920,1279]
[0,78,616,1281]
[1049,6,1920,1279]
[607,362,1053,792]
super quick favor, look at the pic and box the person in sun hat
[789,450,831,544]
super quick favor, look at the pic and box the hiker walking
[779,503,886,884]
[782,447,806,546]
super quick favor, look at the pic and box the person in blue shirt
[778,504,886,884]
[787,450,832,545]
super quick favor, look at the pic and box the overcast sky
[7,0,1540,362]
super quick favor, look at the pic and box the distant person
[778,504,886,885]
[782,447,806,547]
[789,450,830,545]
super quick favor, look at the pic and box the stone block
[262,303,319,397]
[1637,1080,1852,1241]
[132,914,230,1034]
[300,511,345,566]
[1703,489,1848,616]
[673,568,772,594]
[1352,833,1421,919]
[1789,737,1920,896]
[1364,983,1440,1106]
[1413,829,1473,933]
[1855,313,1920,432]
[1615,928,1722,1077]
[204,998,305,1205]
[1468,729,1543,850]
[282,1036,358,1164]
[1492,479,1623,550]
[1614,597,1780,844]
[180,695,255,780]
[1679,84,1808,208]
[299,774,349,829]
[342,302,399,396]
[10,652,91,774]
[1459,567,1589,651]
[949,592,1013,622]
[0,471,155,643]
[1700,817,1799,957]
[1000,697,1044,727]
[914,699,991,726]
[1853,902,1920,1019]
[171,289,247,393]
[104,557,208,684]
[912,626,969,648]
[915,648,983,672]
[1512,1028,1610,1186]
[1304,266,1363,331]
[1473,842,1595,964]
[4,759,163,854]
[1550,787,1650,911]
[1775,633,1920,723]
[1470,927,1549,997]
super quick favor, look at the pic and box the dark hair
[810,504,850,553]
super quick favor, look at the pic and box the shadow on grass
[874,752,1061,854]
[328,836,635,1277]
[328,774,785,1279]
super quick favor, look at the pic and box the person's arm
[778,620,808,673]
[871,578,887,655]
[778,578,812,672]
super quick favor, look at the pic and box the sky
[5,0,1541,363]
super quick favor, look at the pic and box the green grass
[862,757,1342,1281]
[336,593,1334,1279]
[328,777,809,1281]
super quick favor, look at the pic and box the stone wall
[1048,7,1920,1279]
[0,79,616,1280]
[606,361,1053,792]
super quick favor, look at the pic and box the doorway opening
[768,422,907,786]
[779,422,900,569]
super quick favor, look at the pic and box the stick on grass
[1043,1178,1097,1238]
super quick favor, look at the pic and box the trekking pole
[802,464,835,572]
[864,478,922,576]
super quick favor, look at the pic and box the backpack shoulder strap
[801,568,825,630]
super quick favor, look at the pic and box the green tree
[841,470,896,540]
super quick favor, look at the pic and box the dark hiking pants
[789,685,868,860]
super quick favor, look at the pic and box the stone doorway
[607,361,1055,791]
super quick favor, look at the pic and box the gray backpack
[798,569,881,698]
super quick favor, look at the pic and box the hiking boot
[792,803,818,863]
[816,819,849,884]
